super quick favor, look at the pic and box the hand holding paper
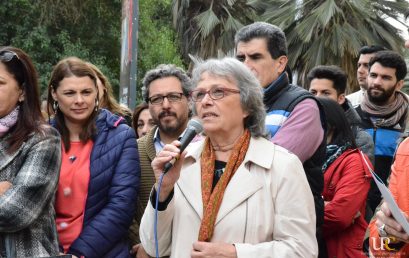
[360,151,409,241]
[375,202,409,243]
[372,171,409,236]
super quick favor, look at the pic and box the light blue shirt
[153,127,186,153]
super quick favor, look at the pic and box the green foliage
[0,0,121,97]
[137,0,185,102]
[0,0,184,104]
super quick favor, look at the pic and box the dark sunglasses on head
[0,50,26,87]
[0,50,20,62]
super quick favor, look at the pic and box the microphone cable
[152,118,203,258]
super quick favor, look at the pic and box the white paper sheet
[360,151,409,235]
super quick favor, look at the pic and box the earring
[18,87,25,103]
[53,101,59,115]
[95,99,99,112]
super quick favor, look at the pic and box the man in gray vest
[235,22,326,257]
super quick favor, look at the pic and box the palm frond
[314,0,340,26]
[226,0,237,7]
[258,0,409,91]
[224,7,244,31]
[194,7,220,40]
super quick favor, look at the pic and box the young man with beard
[129,64,192,258]
[355,50,408,214]
[365,38,409,258]
[347,45,386,107]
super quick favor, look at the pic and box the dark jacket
[264,73,326,229]
[355,105,407,212]
[62,109,141,258]
[342,99,374,163]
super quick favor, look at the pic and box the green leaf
[194,7,221,40]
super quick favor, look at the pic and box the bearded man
[129,64,192,258]
[355,50,408,214]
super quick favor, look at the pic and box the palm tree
[257,0,409,92]
[172,0,257,68]
[403,13,409,92]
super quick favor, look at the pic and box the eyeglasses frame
[190,87,240,102]
[148,92,186,105]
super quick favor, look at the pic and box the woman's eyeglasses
[0,50,20,62]
[190,87,240,102]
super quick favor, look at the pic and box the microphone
[163,118,203,173]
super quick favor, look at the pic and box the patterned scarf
[198,129,251,242]
[360,91,408,127]
[322,142,350,172]
[0,106,19,137]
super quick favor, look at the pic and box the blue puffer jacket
[65,109,141,258]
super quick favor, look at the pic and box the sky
[387,0,408,40]
[387,17,408,40]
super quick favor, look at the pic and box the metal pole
[119,0,138,110]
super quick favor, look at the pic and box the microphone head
[187,118,203,134]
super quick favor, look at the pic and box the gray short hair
[142,64,192,102]
[191,57,267,138]
[234,22,287,59]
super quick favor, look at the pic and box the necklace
[211,131,244,152]
[212,143,235,152]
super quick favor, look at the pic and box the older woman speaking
[139,57,317,258]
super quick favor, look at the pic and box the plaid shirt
[0,126,61,258]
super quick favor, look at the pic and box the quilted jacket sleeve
[69,126,141,258]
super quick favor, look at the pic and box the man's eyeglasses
[148,92,185,105]
[190,87,240,102]
[0,50,20,62]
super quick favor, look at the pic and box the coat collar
[263,73,289,108]
[95,109,125,130]
[177,137,274,223]
[325,148,373,179]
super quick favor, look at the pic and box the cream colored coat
[140,137,318,258]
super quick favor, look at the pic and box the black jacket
[264,74,326,228]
